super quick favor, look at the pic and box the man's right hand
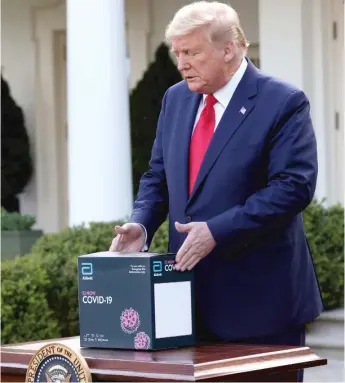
[109,223,146,252]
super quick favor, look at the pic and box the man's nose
[177,56,189,71]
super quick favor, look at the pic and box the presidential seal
[25,343,92,382]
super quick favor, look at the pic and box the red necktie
[189,94,217,195]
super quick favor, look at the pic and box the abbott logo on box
[81,262,93,281]
[153,260,176,277]
[153,261,162,276]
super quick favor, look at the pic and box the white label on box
[154,281,192,339]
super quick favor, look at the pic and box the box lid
[78,251,175,258]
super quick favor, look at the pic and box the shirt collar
[202,57,248,108]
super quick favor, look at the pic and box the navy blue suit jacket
[130,58,323,340]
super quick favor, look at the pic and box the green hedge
[1,208,36,231]
[303,200,344,310]
[1,202,343,345]
[1,254,60,343]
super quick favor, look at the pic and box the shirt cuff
[136,223,148,251]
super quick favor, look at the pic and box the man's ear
[224,41,236,63]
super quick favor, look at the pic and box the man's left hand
[175,221,216,271]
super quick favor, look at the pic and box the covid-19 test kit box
[78,252,195,350]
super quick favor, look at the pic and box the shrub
[150,219,169,253]
[303,200,344,310]
[1,254,59,344]
[1,208,36,231]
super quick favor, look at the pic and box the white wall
[2,0,58,219]
[259,0,344,206]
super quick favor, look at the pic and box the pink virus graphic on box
[120,308,140,334]
[134,332,151,350]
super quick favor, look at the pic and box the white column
[67,0,133,226]
[258,0,329,203]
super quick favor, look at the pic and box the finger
[114,225,128,235]
[109,235,125,252]
[181,254,200,271]
[177,246,197,271]
[109,238,118,251]
[175,235,193,264]
[113,237,145,253]
[175,221,193,233]
[118,246,142,253]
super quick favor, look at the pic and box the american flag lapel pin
[240,107,246,115]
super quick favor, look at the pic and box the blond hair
[165,1,249,54]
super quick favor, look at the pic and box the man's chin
[186,80,203,93]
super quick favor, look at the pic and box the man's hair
[165,1,249,55]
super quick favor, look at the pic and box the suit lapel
[187,60,258,204]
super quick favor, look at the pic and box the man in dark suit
[110,2,322,380]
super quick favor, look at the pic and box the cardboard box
[78,251,195,350]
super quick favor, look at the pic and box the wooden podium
[1,336,326,382]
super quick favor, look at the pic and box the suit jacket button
[186,216,192,223]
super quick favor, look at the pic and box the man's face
[171,28,233,94]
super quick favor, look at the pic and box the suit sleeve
[128,90,170,247]
[206,89,318,252]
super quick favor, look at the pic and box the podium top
[1,336,327,382]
